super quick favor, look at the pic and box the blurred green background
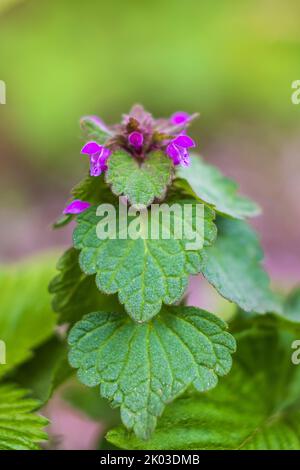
[0,0,299,284]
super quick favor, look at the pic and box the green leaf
[73,202,216,322]
[106,150,174,208]
[199,217,282,314]
[53,175,117,229]
[107,326,300,450]
[13,337,72,404]
[80,116,111,145]
[0,384,48,450]
[49,248,122,325]
[0,255,57,377]
[63,382,120,425]
[176,155,261,219]
[68,306,235,440]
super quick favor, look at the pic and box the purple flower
[166,134,196,166]
[63,199,91,214]
[80,115,112,135]
[128,131,144,149]
[170,111,191,126]
[81,141,111,176]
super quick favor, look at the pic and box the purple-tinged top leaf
[170,111,191,125]
[128,131,144,149]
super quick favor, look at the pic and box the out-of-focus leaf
[176,155,261,219]
[80,116,111,145]
[199,217,282,314]
[12,336,72,404]
[53,175,117,230]
[73,203,216,322]
[106,150,173,208]
[63,382,120,425]
[107,326,300,450]
[0,0,24,15]
[0,256,57,377]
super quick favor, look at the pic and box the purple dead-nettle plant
[50,104,284,445]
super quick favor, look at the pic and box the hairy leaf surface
[49,248,121,325]
[0,384,48,450]
[199,218,281,314]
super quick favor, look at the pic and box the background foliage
[0,0,300,450]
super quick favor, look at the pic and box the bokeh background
[0,0,300,449]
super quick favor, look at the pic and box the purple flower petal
[173,134,195,148]
[81,141,102,155]
[63,200,91,215]
[170,111,190,126]
[128,131,144,148]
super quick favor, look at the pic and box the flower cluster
[64,105,197,214]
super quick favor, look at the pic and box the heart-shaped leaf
[176,155,261,219]
[73,202,216,322]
